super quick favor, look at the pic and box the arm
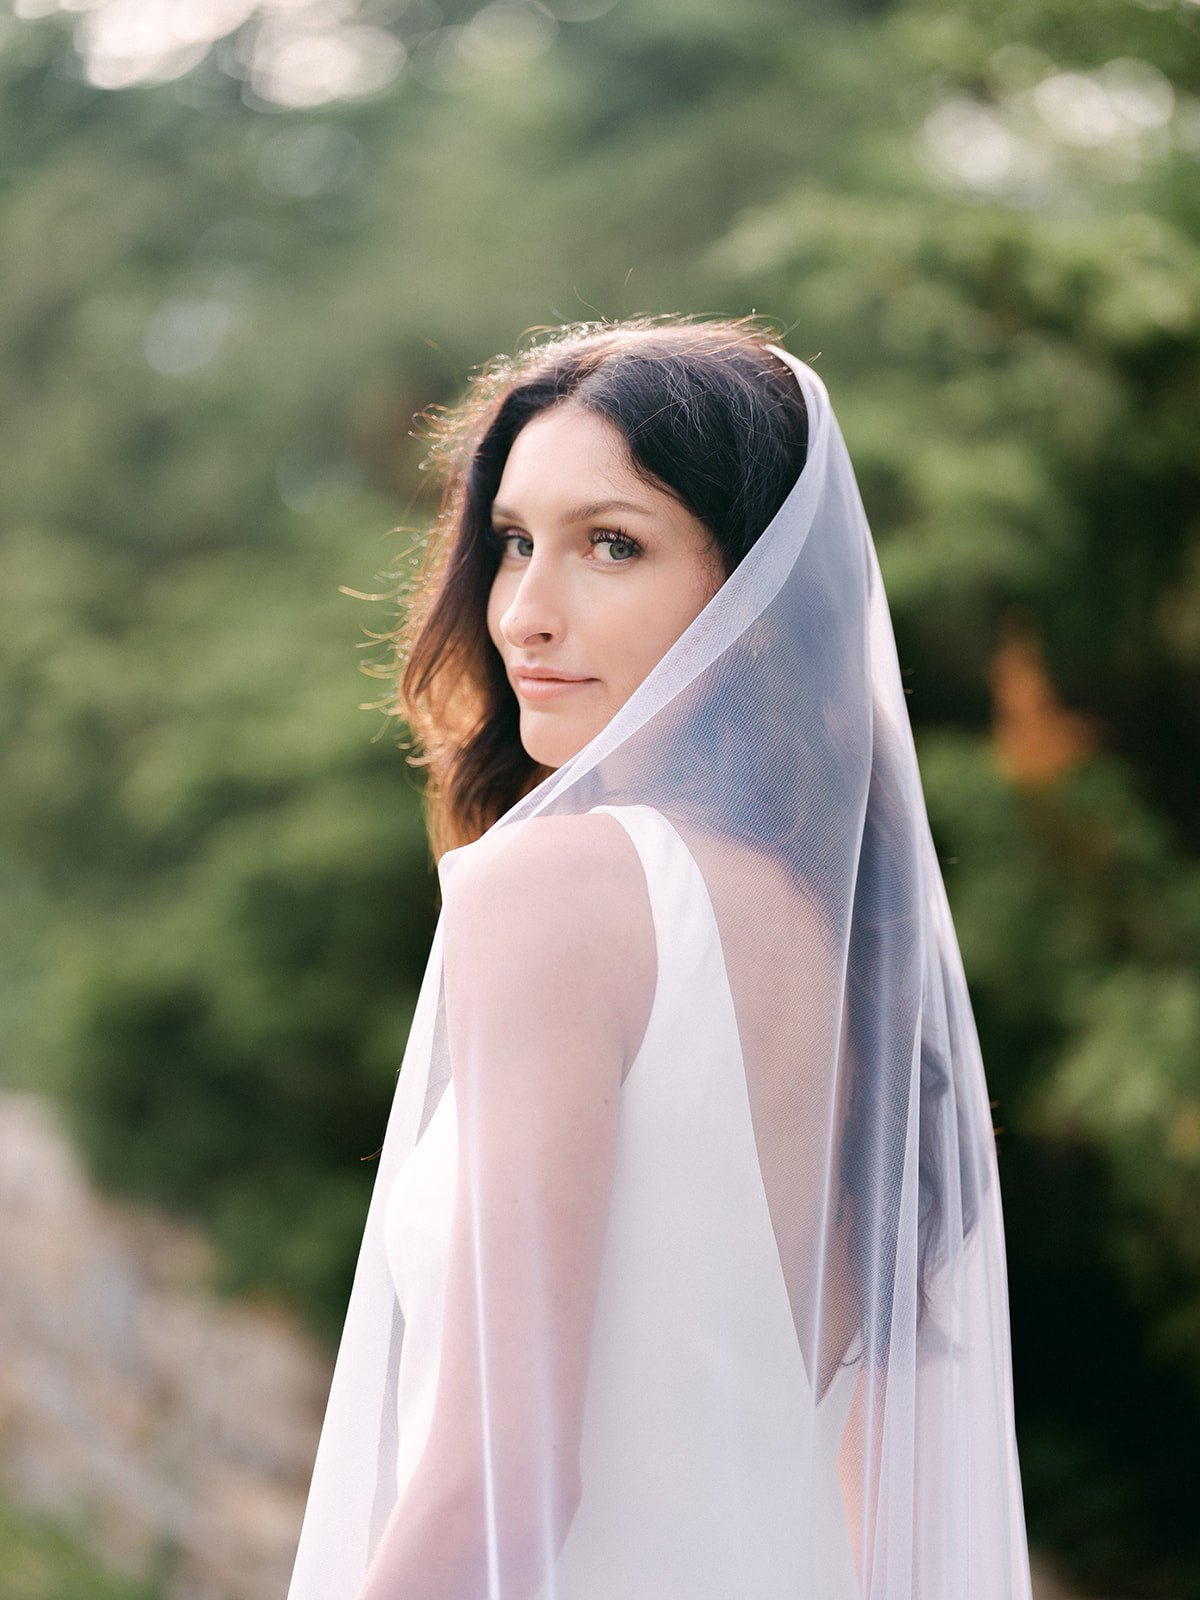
[838,1358,879,1596]
[357,812,655,1600]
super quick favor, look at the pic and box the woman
[286,316,1034,1599]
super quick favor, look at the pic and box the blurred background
[0,0,1197,1595]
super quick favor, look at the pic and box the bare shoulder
[442,812,655,1068]
[444,810,650,933]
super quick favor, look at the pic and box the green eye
[592,529,644,561]
[492,530,532,557]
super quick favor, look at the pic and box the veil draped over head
[286,341,1033,1599]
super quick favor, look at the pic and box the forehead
[497,406,645,500]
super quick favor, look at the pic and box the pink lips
[514,671,595,701]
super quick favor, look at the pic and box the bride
[286,315,1034,1600]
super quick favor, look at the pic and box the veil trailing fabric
[286,347,1034,1599]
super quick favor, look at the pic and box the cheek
[611,568,713,683]
[651,565,721,647]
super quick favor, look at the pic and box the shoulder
[443,810,650,936]
[441,811,656,1066]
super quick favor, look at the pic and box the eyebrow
[490,497,654,524]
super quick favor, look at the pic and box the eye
[590,529,644,563]
[491,529,532,559]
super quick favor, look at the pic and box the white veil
[285,339,1033,1599]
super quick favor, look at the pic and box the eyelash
[594,527,644,559]
[490,528,645,562]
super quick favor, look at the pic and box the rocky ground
[0,1090,330,1600]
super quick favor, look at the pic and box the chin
[520,716,590,770]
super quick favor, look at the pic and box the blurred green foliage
[0,1495,162,1600]
[1,0,1197,1591]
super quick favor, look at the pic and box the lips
[513,671,595,700]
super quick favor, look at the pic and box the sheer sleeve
[354,810,655,1600]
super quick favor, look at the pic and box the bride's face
[486,403,725,770]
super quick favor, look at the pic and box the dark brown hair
[388,314,808,860]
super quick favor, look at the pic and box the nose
[497,549,565,649]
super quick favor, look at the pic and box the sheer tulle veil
[285,336,1034,1599]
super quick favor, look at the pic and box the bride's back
[669,818,863,1396]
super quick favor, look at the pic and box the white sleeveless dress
[382,802,863,1599]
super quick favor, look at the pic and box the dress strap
[587,803,732,1091]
